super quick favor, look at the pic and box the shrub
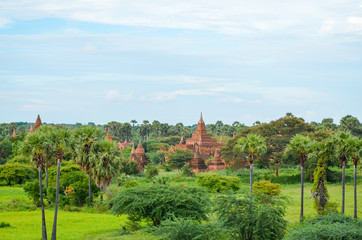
[119,159,139,175]
[0,163,37,185]
[23,180,47,207]
[253,180,281,196]
[181,163,195,177]
[144,163,159,179]
[166,149,193,170]
[116,174,140,188]
[112,184,210,226]
[152,218,227,240]
[215,193,287,240]
[197,173,240,192]
[0,222,11,228]
[285,213,362,240]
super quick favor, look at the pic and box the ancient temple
[130,141,149,171]
[208,149,225,171]
[29,115,42,134]
[118,139,132,151]
[175,113,224,172]
[12,129,16,138]
[105,128,113,143]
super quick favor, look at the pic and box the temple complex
[118,139,132,151]
[175,113,225,172]
[130,141,149,171]
[105,128,113,143]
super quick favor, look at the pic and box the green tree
[152,120,161,138]
[122,122,132,142]
[332,131,353,214]
[0,163,37,185]
[284,134,313,221]
[130,120,137,139]
[347,136,361,219]
[175,122,184,136]
[339,115,362,136]
[166,149,193,170]
[89,140,121,202]
[112,184,210,226]
[72,125,102,205]
[22,130,48,240]
[234,134,267,199]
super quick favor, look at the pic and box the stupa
[29,115,42,134]
[12,129,16,138]
[105,128,113,143]
[118,139,132,151]
[175,113,223,172]
[130,141,149,171]
[208,149,225,171]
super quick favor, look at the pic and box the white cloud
[82,44,97,53]
[105,90,120,101]
[0,17,11,28]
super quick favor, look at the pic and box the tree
[152,120,161,138]
[166,149,193,170]
[72,125,102,205]
[332,131,353,214]
[284,134,312,221]
[49,127,71,240]
[339,115,362,136]
[22,129,48,240]
[234,134,267,200]
[347,136,361,219]
[130,120,137,139]
[89,140,121,202]
[122,122,132,142]
[215,120,223,134]
[112,184,210,226]
[175,122,184,136]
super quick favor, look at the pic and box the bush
[23,180,47,207]
[253,180,281,196]
[0,222,11,228]
[119,160,140,175]
[116,174,140,188]
[144,164,159,179]
[152,218,227,240]
[112,184,210,226]
[197,173,240,192]
[0,198,36,211]
[181,163,195,177]
[0,163,37,185]
[215,193,287,240]
[285,213,362,240]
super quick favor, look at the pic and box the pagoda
[105,128,113,143]
[29,114,42,134]
[208,149,225,171]
[12,129,16,138]
[175,113,223,172]
[118,139,132,151]
[130,141,149,171]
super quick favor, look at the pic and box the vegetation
[197,173,240,192]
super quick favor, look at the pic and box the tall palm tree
[347,136,361,219]
[89,140,121,202]
[333,131,353,214]
[72,126,102,205]
[234,134,267,199]
[284,134,312,222]
[22,130,48,240]
[49,127,71,240]
[130,120,137,139]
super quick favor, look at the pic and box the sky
[1,0,361,126]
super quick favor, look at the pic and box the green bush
[119,159,140,175]
[253,180,281,196]
[181,163,195,177]
[112,184,210,226]
[0,221,11,228]
[285,213,362,240]
[215,193,287,240]
[0,198,36,211]
[23,180,47,207]
[144,163,159,179]
[197,173,240,192]
[0,163,37,185]
[152,218,227,240]
[116,174,140,188]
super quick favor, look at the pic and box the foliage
[119,159,140,175]
[181,163,195,177]
[253,180,281,196]
[285,213,362,240]
[166,149,193,170]
[197,173,240,192]
[215,193,287,240]
[0,221,11,228]
[0,136,13,165]
[152,218,227,240]
[311,156,330,214]
[0,197,36,211]
[112,184,210,226]
[116,174,140,188]
[158,136,183,146]
[0,163,37,185]
[147,151,166,164]
[23,180,47,206]
[144,163,159,179]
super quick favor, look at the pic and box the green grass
[0,167,361,239]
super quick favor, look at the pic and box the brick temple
[130,141,149,171]
[175,113,225,172]
[29,114,43,134]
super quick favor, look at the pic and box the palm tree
[123,122,132,141]
[72,126,102,205]
[234,134,267,199]
[49,127,71,240]
[130,120,137,139]
[152,120,161,138]
[347,136,361,219]
[89,140,121,202]
[333,131,353,214]
[22,130,48,240]
[284,134,312,222]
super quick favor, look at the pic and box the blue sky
[1,0,361,125]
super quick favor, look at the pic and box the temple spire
[12,129,16,138]
[29,125,34,134]
[199,112,204,123]
[105,128,113,143]
[131,144,135,155]
[34,114,42,131]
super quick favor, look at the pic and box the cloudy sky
[1,0,361,125]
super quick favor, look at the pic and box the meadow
[0,167,361,240]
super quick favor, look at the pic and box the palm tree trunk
[39,167,47,240]
[342,161,345,214]
[51,159,61,240]
[250,162,253,197]
[300,165,304,222]
[89,175,93,204]
[354,162,357,220]
[46,168,49,188]
[100,193,103,202]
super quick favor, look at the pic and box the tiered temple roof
[118,139,132,151]
[105,129,113,143]
[208,149,225,171]
[131,141,149,171]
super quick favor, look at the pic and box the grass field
[0,168,361,239]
